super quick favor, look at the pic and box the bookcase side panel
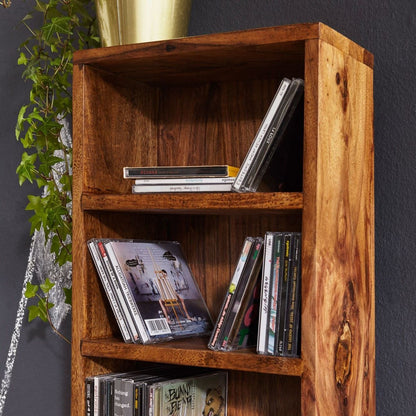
[71,62,85,416]
[301,39,375,416]
[72,66,121,416]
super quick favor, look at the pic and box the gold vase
[94,0,193,47]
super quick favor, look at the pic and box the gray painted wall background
[0,1,414,414]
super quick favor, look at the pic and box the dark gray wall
[0,1,414,415]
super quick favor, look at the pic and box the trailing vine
[15,0,100,328]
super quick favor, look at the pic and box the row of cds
[86,365,227,416]
[208,232,301,357]
[88,233,301,357]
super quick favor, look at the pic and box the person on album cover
[156,269,194,324]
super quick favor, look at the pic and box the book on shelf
[86,366,228,416]
[88,238,213,344]
[232,77,304,193]
[123,165,239,179]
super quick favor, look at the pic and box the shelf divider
[81,337,303,377]
[81,192,303,214]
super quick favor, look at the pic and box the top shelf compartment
[72,22,373,196]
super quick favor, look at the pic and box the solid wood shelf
[81,337,303,377]
[81,192,303,214]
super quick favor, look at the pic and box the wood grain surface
[71,23,374,416]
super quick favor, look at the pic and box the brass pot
[94,0,193,47]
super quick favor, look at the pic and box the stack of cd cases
[208,232,302,357]
[257,232,302,357]
[87,238,213,344]
[208,237,264,352]
[232,78,304,193]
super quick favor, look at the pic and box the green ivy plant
[25,278,72,343]
[14,0,100,338]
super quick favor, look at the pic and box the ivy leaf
[28,212,43,234]
[26,194,44,213]
[28,304,41,322]
[42,17,72,42]
[17,52,28,66]
[15,105,28,139]
[60,173,72,193]
[50,234,62,256]
[33,298,54,322]
[25,282,39,299]
[34,1,47,13]
[64,287,72,306]
[38,153,64,177]
[21,13,34,22]
[21,125,35,149]
[16,152,37,185]
[28,109,44,123]
[56,245,71,266]
[40,278,55,294]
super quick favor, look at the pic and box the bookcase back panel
[80,67,304,194]
[227,372,300,416]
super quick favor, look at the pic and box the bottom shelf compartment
[78,352,302,416]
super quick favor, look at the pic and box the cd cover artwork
[107,239,213,342]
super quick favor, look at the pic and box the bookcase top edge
[73,22,372,68]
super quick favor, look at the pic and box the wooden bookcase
[71,23,375,416]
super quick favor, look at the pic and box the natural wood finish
[301,38,375,415]
[71,23,375,416]
[81,337,303,376]
[73,22,373,75]
[81,192,303,213]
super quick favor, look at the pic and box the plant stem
[45,293,71,345]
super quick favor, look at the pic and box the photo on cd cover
[109,239,213,340]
